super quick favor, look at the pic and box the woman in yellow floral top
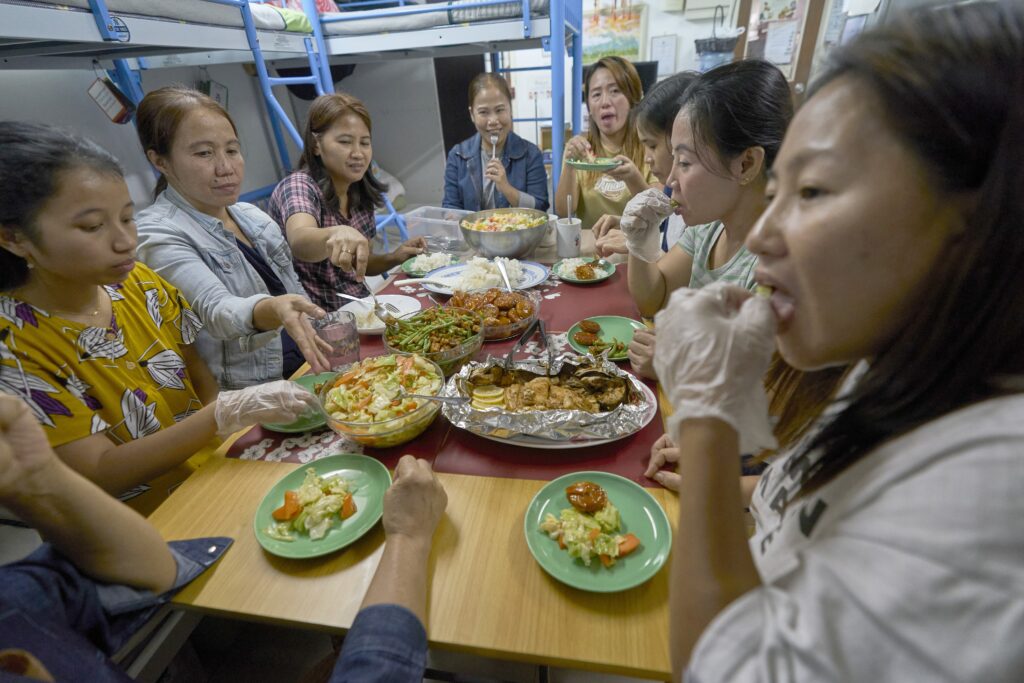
[0,122,318,499]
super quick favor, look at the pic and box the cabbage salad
[266,468,356,542]
[323,354,442,425]
[539,483,640,567]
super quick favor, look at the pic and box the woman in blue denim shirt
[135,87,354,389]
[442,74,549,212]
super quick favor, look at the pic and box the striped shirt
[679,221,758,291]
[267,171,375,311]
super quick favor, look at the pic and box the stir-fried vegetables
[266,468,357,542]
[385,308,481,355]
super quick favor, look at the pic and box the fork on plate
[336,292,401,320]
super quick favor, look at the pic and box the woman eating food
[622,60,792,378]
[268,92,426,311]
[443,72,549,212]
[661,3,1024,678]
[554,56,654,229]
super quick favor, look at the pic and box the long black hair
[634,71,697,138]
[297,92,386,216]
[0,121,123,290]
[678,59,793,176]
[799,0,1024,496]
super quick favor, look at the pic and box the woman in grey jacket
[134,87,360,389]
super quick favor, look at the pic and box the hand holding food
[620,188,674,263]
[214,379,321,438]
[644,433,681,490]
[563,134,593,162]
[382,455,448,542]
[539,481,641,568]
[652,282,777,453]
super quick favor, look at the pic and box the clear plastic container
[403,206,472,250]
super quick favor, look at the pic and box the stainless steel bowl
[459,208,550,259]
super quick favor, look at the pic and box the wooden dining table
[146,232,680,680]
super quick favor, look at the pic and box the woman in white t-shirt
[655,3,1024,681]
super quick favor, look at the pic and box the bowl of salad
[459,208,550,259]
[382,306,484,377]
[318,354,445,448]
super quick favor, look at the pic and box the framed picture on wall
[582,1,648,63]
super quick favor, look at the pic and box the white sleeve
[688,432,1024,682]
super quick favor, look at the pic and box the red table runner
[226,265,668,485]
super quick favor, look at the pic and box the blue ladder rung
[267,75,321,86]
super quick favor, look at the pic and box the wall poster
[582,0,649,63]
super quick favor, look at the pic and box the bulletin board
[582,1,649,62]
[741,0,825,98]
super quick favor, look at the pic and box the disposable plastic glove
[620,188,674,262]
[653,282,777,453]
[214,380,320,438]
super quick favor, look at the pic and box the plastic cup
[313,310,360,371]
[556,217,582,259]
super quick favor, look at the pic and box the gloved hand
[214,380,321,438]
[620,188,673,263]
[653,282,777,453]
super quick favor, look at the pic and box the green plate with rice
[402,253,458,278]
[553,257,615,284]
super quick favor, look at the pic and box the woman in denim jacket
[135,87,352,389]
[442,73,549,212]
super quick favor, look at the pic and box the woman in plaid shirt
[268,93,425,311]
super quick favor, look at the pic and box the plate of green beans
[382,306,484,377]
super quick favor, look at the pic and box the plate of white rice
[402,252,457,277]
[419,257,548,296]
[553,257,615,284]
[339,294,422,335]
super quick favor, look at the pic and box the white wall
[290,58,446,209]
[0,63,299,209]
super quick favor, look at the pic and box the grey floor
[161,615,652,683]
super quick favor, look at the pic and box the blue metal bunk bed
[0,0,408,245]
[300,0,584,193]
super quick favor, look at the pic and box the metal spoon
[494,259,514,292]
[399,387,470,405]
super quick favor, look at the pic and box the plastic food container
[403,206,472,250]
[318,355,444,448]
[382,307,484,377]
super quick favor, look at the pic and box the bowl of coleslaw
[318,353,445,448]
[459,208,550,259]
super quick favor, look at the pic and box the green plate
[261,372,335,433]
[524,471,672,592]
[552,257,616,285]
[566,157,623,172]
[401,254,458,278]
[254,454,392,559]
[566,315,646,361]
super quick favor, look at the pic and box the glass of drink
[313,310,360,371]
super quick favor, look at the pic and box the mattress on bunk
[321,0,550,37]
[21,0,298,32]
